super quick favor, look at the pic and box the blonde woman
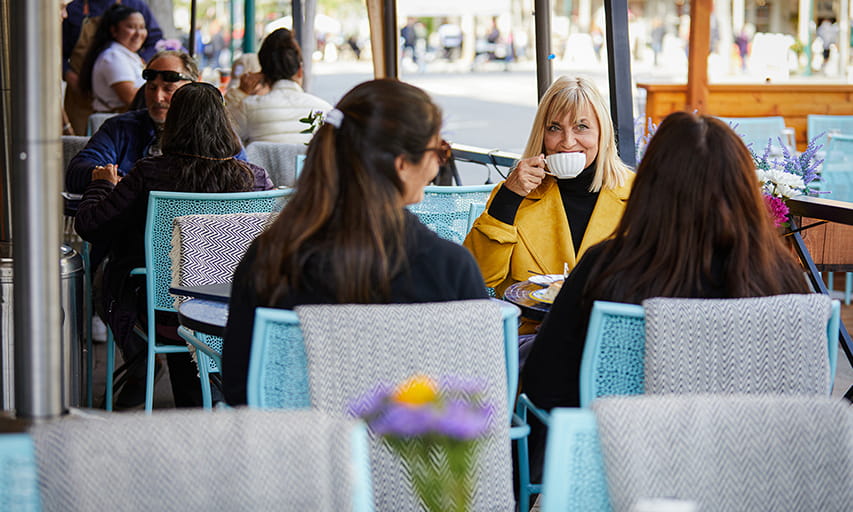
[464,76,634,298]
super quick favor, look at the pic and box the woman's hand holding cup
[505,154,547,197]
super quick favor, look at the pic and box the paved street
[308,58,682,184]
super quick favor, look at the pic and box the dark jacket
[222,212,490,405]
[75,155,273,351]
[65,109,250,193]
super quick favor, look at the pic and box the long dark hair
[79,4,142,95]
[257,28,302,83]
[253,79,442,304]
[585,111,807,303]
[161,82,254,192]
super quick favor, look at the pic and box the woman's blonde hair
[522,76,631,192]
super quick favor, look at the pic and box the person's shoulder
[102,109,150,129]
[406,212,475,263]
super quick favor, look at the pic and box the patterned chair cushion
[593,394,853,512]
[245,141,306,187]
[31,408,361,511]
[170,212,276,307]
[642,294,833,395]
[295,300,514,511]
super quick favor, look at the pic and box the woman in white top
[226,28,331,145]
[79,4,147,113]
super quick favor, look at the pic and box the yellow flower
[393,375,438,406]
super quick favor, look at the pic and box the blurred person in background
[78,4,147,114]
[63,0,162,134]
[226,28,331,144]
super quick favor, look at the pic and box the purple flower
[371,403,437,438]
[348,383,392,418]
[433,401,493,440]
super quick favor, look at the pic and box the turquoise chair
[1,409,373,511]
[540,395,853,512]
[807,114,853,153]
[105,189,291,412]
[171,211,279,409]
[407,184,497,244]
[816,134,853,304]
[717,116,790,154]
[247,300,519,510]
[0,434,40,511]
[516,296,840,510]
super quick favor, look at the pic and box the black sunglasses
[142,69,194,82]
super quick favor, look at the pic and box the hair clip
[325,108,344,129]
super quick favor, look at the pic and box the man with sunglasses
[66,50,204,193]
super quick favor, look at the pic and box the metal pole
[243,0,255,53]
[603,0,636,167]
[229,0,235,59]
[0,0,11,242]
[533,0,553,100]
[10,0,63,419]
[382,0,397,78]
[189,0,197,58]
[292,0,303,50]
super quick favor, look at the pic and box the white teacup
[545,152,586,179]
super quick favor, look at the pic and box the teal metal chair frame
[177,326,223,409]
[247,302,520,412]
[105,189,290,412]
[539,408,609,512]
[246,302,523,508]
[807,114,853,154]
[406,184,497,244]
[0,433,40,511]
[717,116,790,154]
[516,297,841,511]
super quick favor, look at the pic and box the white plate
[529,287,556,304]
[528,274,564,286]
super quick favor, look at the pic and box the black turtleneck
[487,162,599,254]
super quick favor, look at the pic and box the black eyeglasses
[142,69,194,82]
[423,139,452,166]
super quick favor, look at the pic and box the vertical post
[687,0,711,113]
[10,0,63,419]
[243,0,255,53]
[840,0,850,78]
[228,0,235,60]
[0,0,12,242]
[292,0,303,48]
[302,0,315,91]
[604,0,636,167]
[533,0,552,100]
[189,0,197,57]
[382,0,397,78]
[366,0,386,78]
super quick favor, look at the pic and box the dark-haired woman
[76,82,274,408]
[521,111,809,478]
[222,79,488,405]
[79,4,147,113]
[226,28,331,144]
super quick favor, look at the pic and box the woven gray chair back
[245,141,306,187]
[170,211,277,307]
[643,294,833,395]
[31,408,361,511]
[61,136,89,171]
[593,394,853,512]
[295,299,514,511]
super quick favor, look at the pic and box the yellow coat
[463,174,634,297]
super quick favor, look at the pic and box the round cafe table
[503,280,552,322]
